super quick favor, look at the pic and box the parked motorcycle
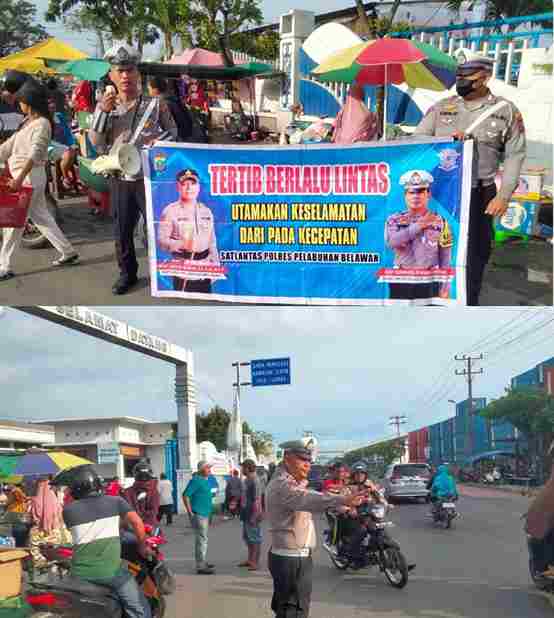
[24,525,174,618]
[482,469,502,485]
[322,502,409,589]
[431,497,458,529]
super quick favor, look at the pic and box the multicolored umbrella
[312,38,457,90]
[13,451,92,477]
[312,38,457,139]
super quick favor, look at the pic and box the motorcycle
[431,497,458,529]
[322,502,409,589]
[482,469,502,485]
[24,525,174,618]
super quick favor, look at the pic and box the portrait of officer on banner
[157,168,225,294]
[384,170,454,301]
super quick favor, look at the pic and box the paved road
[0,202,551,305]
[160,485,552,618]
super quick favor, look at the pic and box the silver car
[383,463,431,502]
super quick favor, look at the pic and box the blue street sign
[251,357,291,387]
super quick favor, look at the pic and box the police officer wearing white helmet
[265,438,366,618]
[414,48,526,305]
[89,44,177,295]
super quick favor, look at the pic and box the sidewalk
[459,481,542,497]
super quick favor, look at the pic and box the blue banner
[143,139,472,305]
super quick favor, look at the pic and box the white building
[32,417,174,486]
[0,420,55,451]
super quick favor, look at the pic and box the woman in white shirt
[157,473,174,525]
[0,80,79,281]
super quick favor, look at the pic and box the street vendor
[88,44,177,296]
[158,168,220,294]
[413,48,526,305]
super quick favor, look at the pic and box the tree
[46,0,148,47]
[344,438,406,470]
[480,387,554,482]
[250,430,274,457]
[63,6,114,56]
[196,405,231,452]
[190,0,263,66]
[231,30,279,61]
[0,0,48,57]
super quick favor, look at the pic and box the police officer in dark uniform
[414,48,526,305]
[89,44,177,295]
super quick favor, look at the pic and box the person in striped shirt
[53,464,151,618]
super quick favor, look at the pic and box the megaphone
[90,143,142,178]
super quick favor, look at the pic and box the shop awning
[139,61,274,80]
[0,38,87,75]
[465,450,517,464]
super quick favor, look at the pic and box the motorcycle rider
[52,464,152,618]
[124,460,161,528]
[430,464,458,515]
[322,461,349,493]
[339,462,388,568]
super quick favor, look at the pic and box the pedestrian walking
[183,461,216,575]
[265,438,366,618]
[157,473,174,525]
[238,459,263,571]
[0,80,79,281]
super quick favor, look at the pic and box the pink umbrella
[166,48,225,66]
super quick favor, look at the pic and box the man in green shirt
[183,460,216,574]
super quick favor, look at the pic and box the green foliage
[344,438,406,468]
[367,17,413,38]
[189,0,263,65]
[480,387,554,481]
[196,405,230,452]
[480,386,554,436]
[231,30,279,61]
[195,406,273,457]
[0,0,48,57]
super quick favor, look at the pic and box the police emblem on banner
[153,152,167,172]
[438,148,460,171]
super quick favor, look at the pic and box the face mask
[455,78,475,97]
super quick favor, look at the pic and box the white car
[383,463,432,502]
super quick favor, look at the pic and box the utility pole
[389,415,407,437]
[455,354,484,460]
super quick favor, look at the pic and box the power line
[389,415,407,437]
[455,354,483,458]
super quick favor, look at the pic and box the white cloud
[2,306,553,452]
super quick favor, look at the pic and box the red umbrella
[355,39,428,140]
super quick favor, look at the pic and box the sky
[1,306,553,455]
[31,0,384,56]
